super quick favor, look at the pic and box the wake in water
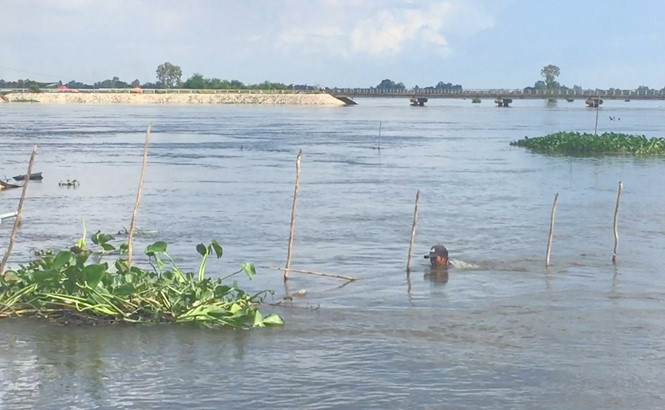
[449,259,480,270]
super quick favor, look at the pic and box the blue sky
[2,0,664,89]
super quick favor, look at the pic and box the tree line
[373,78,463,91]
[1,62,663,93]
[0,62,302,91]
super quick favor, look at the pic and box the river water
[1,98,665,409]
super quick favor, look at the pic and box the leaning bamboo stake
[612,181,623,264]
[0,146,37,273]
[406,190,421,272]
[545,193,559,267]
[284,150,302,280]
[127,124,151,268]
[267,266,355,282]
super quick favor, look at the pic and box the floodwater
[1,98,665,409]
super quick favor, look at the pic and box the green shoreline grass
[510,132,665,156]
[0,232,283,328]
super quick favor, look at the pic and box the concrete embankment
[2,92,347,106]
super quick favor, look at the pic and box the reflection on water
[1,99,665,408]
[424,268,449,284]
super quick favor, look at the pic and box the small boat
[409,96,428,106]
[0,180,21,190]
[13,171,43,181]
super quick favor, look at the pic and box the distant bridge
[328,88,665,100]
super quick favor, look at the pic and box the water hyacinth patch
[0,232,283,328]
[510,132,665,156]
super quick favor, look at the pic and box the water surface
[1,98,664,408]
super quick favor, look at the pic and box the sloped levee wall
[2,92,347,106]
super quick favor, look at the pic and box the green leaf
[196,243,208,257]
[241,262,256,280]
[101,243,116,251]
[76,219,87,250]
[115,259,129,273]
[74,250,92,267]
[262,313,284,326]
[2,270,20,283]
[53,250,73,270]
[82,263,107,288]
[202,304,227,317]
[210,240,223,259]
[229,303,242,314]
[113,283,136,297]
[252,310,265,327]
[93,231,115,246]
[32,269,60,285]
[146,241,168,256]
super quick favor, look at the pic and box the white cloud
[276,0,493,58]
[350,3,453,56]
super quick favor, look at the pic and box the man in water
[424,244,449,268]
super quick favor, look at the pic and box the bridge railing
[4,87,665,98]
[330,87,665,98]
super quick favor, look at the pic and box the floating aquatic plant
[510,132,665,156]
[0,232,283,328]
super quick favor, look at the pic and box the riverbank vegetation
[510,132,665,155]
[0,232,283,328]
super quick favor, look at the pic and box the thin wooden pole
[594,95,600,135]
[378,121,382,151]
[406,190,421,272]
[612,181,623,264]
[284,150,302,279]
[545,192,559,267]
[127,124,151,268]
[1,146,37,273]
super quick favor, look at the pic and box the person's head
[424,244,449,267]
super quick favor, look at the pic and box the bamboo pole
[1,146,37,273]
[545,192,559,267]
[612,181,623,264]
[378,121,382,151]
[406,190,421,272]
[127,124,151,268]
[267,266,355,282]
[594,96,600,135]
[284,150,302,279]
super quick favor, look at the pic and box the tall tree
[540,65,560,90]
[183,73,205,89]
[376,79,405,89]
[156,62,182,89]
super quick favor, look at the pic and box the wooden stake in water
[594,95,600,135]
[127,124,151,268]
[406,190,421,272]
[0,146,37,273]
[545,192,559,267]
[378,121,382,151]
[612,181,623,264]
[284,150,302,279]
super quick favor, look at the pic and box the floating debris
[0,211,18,224]
[58,179,80,187]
